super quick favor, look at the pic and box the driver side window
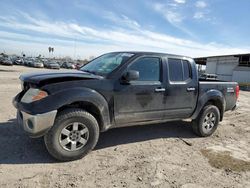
[128,57,160,81]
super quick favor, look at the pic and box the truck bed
[199,81,238,111]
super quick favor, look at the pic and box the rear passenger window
[168,59,183,81]
[183,60,191,80]
[168,59,191,82]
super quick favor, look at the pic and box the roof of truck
[111,51,192,59]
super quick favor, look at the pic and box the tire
[44,108,99,161]
[191,105,220,137]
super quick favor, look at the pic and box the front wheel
[192,105,220,137]
[44,108,99,161]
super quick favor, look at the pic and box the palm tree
[48,47,54,57]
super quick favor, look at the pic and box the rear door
[163,57,198,118]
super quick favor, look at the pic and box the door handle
[187,87,196,92]
[155,88,166,92]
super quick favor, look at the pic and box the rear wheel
[192,105,220,137]
[44,108,99,161]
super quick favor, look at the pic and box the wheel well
[57,101,104,131]
[204,99,224,121]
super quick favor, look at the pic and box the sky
[0,0,250,59]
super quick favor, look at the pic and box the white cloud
[174,0,186,4]
[195,1,207,8]
[154,3,184,24]
[153,3,196,37]
[193,1,212,21]
[166,10,183,23]
[103,12,140,29]
[193,12,204,19]
[0,13,249,58]
[154,1,211,24]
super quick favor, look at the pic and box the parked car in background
[0,56,4,64]
[33,61,44,68]
[14,57,24,65]
[23,58,28,66]
[27,60,34,67]
[24,58,34,67]
[61,62,75,69]
[75,62,84,70]
[44,61,60,69]
[1,57,13,66]
[10,56,17,63]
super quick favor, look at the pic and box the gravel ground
[0,65,249,188]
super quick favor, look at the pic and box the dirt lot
[0,65,249,188]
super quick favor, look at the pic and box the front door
[114,56,167,125]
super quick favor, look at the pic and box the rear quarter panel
[199,81,238,111]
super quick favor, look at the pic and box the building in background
[195,54,250,87]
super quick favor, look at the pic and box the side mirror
[122,70,139,82]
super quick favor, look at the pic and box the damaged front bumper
[17,110,57,138]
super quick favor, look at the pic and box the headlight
[21,88,48,103]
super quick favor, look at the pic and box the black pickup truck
[13,52,239,161]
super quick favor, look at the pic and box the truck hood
[20,70,103,85]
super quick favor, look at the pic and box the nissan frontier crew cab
[13,52,239,161]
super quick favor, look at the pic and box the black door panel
[163,58,198,119]
[114,56,167,125]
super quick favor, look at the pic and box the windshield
[81,52,134,76]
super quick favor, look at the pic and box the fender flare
[24,87,111,131]
[191,89,226,121]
